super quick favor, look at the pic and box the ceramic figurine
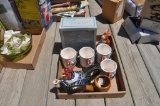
[98,29,111,46]
[53,64,101,94]
[53,79,94,94]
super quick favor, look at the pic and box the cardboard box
[122,17,142,43]
[140,18,160,34]
[51,0,83,3]
[0,28,46,69]
[15,0,53,29]
[56,35,126,99]
[59,17,97,51]
[137,31,160,43]
[102,0,126,23]
[140,0,160,22]
[122,17,160,43]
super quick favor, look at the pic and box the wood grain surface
[0,0,160,106]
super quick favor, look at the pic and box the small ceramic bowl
[94,75,111,92]
[0,32,32,59]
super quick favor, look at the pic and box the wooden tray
[56,35,126,99]
[0,28,46,69]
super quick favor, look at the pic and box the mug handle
[83,64,101,80]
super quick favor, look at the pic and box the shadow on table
[52,42,62,54]
[117,25,130,39]
[123,11,130,20]
[50,87,59,99]
[95,0,102,8]
[95,13,110,24]
[49,55,62,99]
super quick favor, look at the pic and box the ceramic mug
[96,44,112,63]
[79,47,95,68]
[60,47,77,68]
[100,59,117,79]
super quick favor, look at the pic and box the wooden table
[0,0,160,106]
